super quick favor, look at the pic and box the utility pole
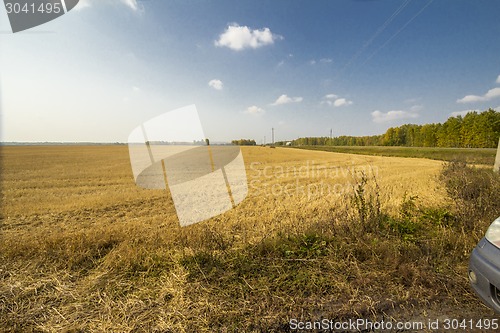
[272,128,274,144]
[264,136,266,145]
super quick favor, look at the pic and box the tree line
[290,109,500,148]
[231,139,257,146]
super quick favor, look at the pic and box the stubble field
[0,145,497,332]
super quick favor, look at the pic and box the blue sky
[1,0,500,143]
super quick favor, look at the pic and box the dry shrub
[440,161,500,231]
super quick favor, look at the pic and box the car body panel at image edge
[469,216,500,313]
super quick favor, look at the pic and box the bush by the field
[440,161,500,231]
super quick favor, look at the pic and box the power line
[360,0,434,67]
[341,0,412,73]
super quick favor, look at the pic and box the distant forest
[287,109,500,148]
[232,139,257,146]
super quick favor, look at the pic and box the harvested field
[0,145,497,332]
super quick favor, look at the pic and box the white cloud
[457,87,500,103]
[208,79,223,90]
[309,60,316,65]
[215,24,283,51]
[333,98,353,107]
[496,75,500,84]
[271,94,303,106]
[450,110,474,117]
[122,0,138,11]
[132,86,140,92]
[74,0,141,11]
[244,106,265,115]
[322,94,352,107]
[371,110,419,123]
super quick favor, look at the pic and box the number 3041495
[5,2,62,14]
[443,319,498,330]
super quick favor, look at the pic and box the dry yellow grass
[2,145,446,249]
[0,145,496,332]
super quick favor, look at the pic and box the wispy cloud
[276,54,293,68]
[74,0,141,11]
[208,79,223,90]
[73,0,92,10]
[457,87,500,103]
[244,106,265,115]
[309,58,333,65]
[122,0,139,11]
[496,75,500,84]
[215,24,283,51]
[322,94,352,107]
[371,110,419,123]
[410,105,423,112]
[404,97,420,105]
[270,94,303,106]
